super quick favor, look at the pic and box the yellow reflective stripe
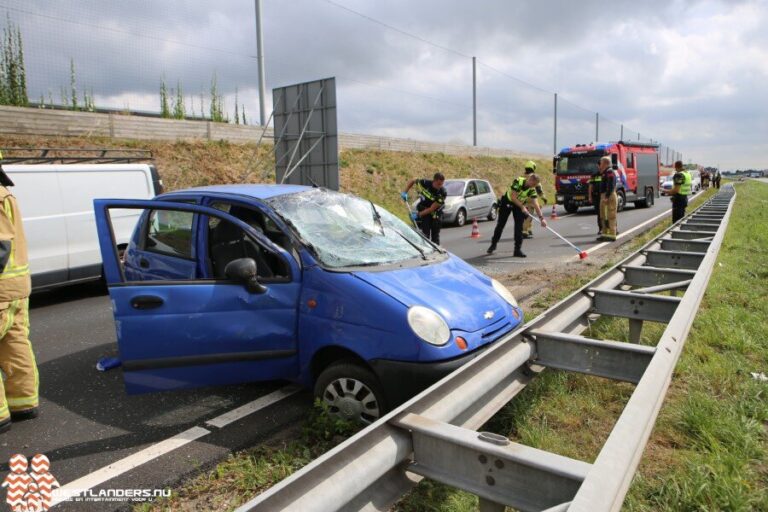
[23,298,38,406]
[0,264,29,279]
[0,404,9,421]
[7,396,37,408]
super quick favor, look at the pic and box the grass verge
[400,183,768,511]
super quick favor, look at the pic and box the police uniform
[589,173,602,233]
[599,167,618,240]
[415,179,447,244]
[671,169,692,222]
[0,171,38,431]
[489,177,538,255]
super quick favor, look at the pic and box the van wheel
[564,203,578,214]
[455,208,467,227]
[314,361,387,425]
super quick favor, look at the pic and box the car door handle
[130,295,164,310]
[139,258,150,269]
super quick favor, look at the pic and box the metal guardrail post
[237,186,736,512]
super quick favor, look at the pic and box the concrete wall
[0,105,543,159]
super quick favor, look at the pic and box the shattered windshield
[267,189,440,268]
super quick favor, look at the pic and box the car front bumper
[369,344,491,409]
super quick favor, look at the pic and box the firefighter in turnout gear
[402,172,447,244]
[670,160,692,223]
[521,161,547,238]
[487,174,547,257]
[598,156,619,241]
[587,171,602,234]
[0,163,38,433]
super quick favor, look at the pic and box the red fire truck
[554,141,660,213]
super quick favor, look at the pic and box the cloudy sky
[5,0,766,169]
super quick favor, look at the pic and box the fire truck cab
[554,141,660,214]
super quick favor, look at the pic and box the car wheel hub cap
[323,377,380,424]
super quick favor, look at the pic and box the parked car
[94,185,524,423]
[440,179,497,226]
[4,164,162,292]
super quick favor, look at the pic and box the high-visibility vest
[505,177,537,203]
[0,187,31,301]
[678,171,692,196]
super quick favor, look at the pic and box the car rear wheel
[455,208,467,227]
[487,204,498,221]
[315,361,387,425]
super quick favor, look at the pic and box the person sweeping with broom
[487,173,547,257]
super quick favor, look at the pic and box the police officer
[0,162,38,433]
[670,160,692,222]
[402,172,447,244]
[597,156,618,241]
[587,167,602,234]
[487,174,547,257]
[521,161,547,239]
[713,168,721,189]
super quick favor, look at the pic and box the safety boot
[10,407,38,422]
[0,417,10,434]
[513,249,527,258]
[486,242,497,254]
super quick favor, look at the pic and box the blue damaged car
[94,185,523,423]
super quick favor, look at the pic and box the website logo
[2,454,59,512]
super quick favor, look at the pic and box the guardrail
[236,185,736,512]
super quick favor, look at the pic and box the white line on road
[50,385,300,505]
[577,208,672,259]
[206,386,302,429]
[51,426,210,506]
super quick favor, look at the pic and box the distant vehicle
[660,177,675,196]
[689,170,702,193]
[93,185,524,423]
[441,179,497,226]
[4,164,162,292]
[554,141,659,213]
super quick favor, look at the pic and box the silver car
[441,179,498,226]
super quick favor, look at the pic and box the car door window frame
[98,200,295,287]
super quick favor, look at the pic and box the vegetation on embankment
[0,135,553,221]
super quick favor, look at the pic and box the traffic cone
[470,218,481,239]
[550,205,559,220]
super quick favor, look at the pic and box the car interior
[207,204,291,280]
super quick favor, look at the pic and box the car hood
[352,255,513,333]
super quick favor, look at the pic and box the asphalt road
[2,282,310,510]
[440,197,674,271]
[0,192,685,510]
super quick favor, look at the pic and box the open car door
[93,199,301,394]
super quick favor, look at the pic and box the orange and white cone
[550,205,559,220]
[470,218,481,239]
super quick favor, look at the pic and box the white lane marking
[50,386,300,504]
[577,208,672,259]
[51,426,210,506]
[206,386,302,429]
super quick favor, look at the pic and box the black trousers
[671,194,688,223]
[491,201,526,250]
[419,216,442,244]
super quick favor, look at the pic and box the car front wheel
[314,361,387,425]
[455,208,467,227]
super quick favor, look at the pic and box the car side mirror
[224,258,267,294]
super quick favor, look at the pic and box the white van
[2,164,162,291]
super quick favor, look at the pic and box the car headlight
[492,279,518,308]
[407,306,450,346]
